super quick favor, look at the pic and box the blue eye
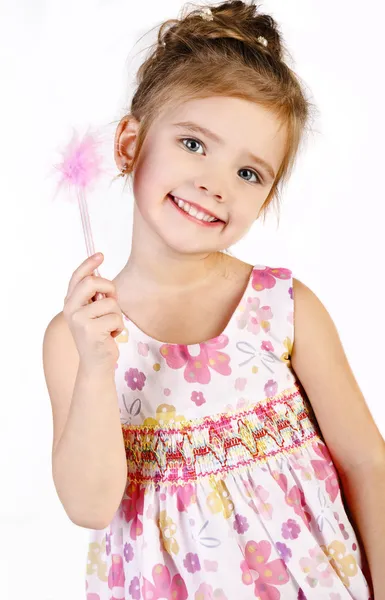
[178,137,262,185]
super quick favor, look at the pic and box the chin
[157,230,221,255]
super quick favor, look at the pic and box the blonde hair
[113,0,317,230]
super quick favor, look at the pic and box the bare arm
[339,463,385,599]
[291,277,385,596]
[43,312,127,530]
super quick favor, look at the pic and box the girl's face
[116,96,287,256]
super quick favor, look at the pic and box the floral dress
[85,264,371,600]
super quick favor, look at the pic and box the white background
[1,0,384,598]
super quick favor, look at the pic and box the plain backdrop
[1,0,384,598]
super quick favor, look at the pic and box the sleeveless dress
[85,264,371,600]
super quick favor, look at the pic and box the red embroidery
[122,384,319,484]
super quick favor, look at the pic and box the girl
[43,2,385,599]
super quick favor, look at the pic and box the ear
[114,115,141,171]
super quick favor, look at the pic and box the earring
[119,163,129,177]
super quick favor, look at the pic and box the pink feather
[52,126,107,195]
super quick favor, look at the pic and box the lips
[170,195,223,222]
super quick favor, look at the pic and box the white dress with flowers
[85,264,371,600]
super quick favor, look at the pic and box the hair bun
[181,1,285,61]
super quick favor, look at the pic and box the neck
[120,213,231,294]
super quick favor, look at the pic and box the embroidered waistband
[121,384,319,484]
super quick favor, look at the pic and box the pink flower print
[170,483,197,512]
[234,513,249,534]
[146,503,156,520]
[237,296,273,334]
[108,554,125,592]
[203,560,218,572]
[261,340,274,352]
[333,511,350,541]
[195,583,212,600]
[264,379,278,398]
[191,391,206,406]
[142,564,188,600]
[160,335,231,384]
[289,450,313,482]
[240,539,289,598]
[125,367,146,391]
[235,377,247,391]
[273,472,312,530]
[120,482,145,540]
[195,583,228,600]
[225,397,248,413]
[281,519,301,540]
[330,595,342,600]
[299,546,335,588]
[311,442,339,503]
[252,267,292,291]
[244,482,273,520]
[138,341,149,356]
[129,576,140,599]
[183,552,201,573]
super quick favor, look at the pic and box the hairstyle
[114,0,317,229]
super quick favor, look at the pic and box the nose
[196,181,225,203]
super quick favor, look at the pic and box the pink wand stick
[52,127,111,302]
[77,186,104,301]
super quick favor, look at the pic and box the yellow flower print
[86,537,107,581]
[158,510,179,555]
[115,326,128,343]
[281,336,292,364]
[322,540,358,587]
[206,479,234,519]
[143,404,186,428]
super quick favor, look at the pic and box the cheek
[232,202,257,224]
[132,160,164,201]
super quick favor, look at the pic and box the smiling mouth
[168,194,225,224]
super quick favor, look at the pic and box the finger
[65,275,117,314]
[66,253,104,299]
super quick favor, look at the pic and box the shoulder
[291,275,344,382]
[291,276,341,362]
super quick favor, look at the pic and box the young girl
[43,2,385,599]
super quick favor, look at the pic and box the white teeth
[172,196,218,222]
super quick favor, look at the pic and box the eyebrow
[172,120,276,180]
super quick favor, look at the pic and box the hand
[63,253,124,372]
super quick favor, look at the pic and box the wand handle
[77,188,105,302]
